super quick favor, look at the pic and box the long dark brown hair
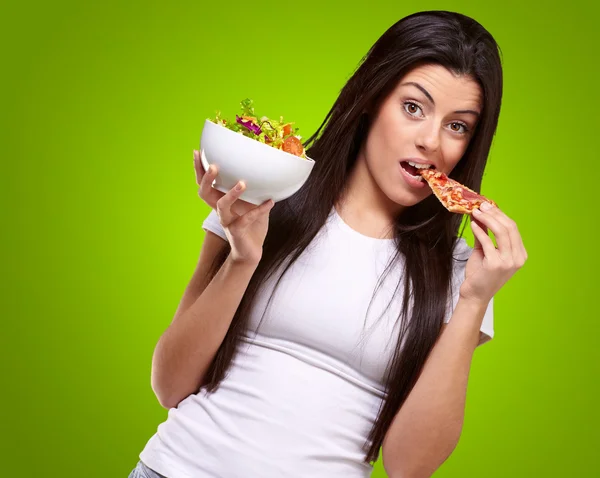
[201,10,503,464]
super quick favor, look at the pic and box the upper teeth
[408,161,431,169]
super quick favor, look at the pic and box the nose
[415,121,440,153]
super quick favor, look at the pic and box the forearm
[382,298,488,478]
[151,255,258,408]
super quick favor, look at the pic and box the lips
[399,162,427,189]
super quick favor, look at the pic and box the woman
[129,10,527,478]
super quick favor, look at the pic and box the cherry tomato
[282,136,303,156]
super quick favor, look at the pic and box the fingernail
[473,208,482,215]
[235,181,244,191]
[208,165,214,174]
[480,202,492,211]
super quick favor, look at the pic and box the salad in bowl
[200,99,315,205]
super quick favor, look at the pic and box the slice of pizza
[419,169,498,214]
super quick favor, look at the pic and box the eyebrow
[400,81,481,117]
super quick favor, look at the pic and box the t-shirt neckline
[332,207,396,244]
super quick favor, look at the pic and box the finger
[480,205,527,265]
[472,204,512,260]
[472,217,487,250]
[241,199,275,221]
[254,198,276,221]
[235,199,275,228]
[198,163,224,208]
[193,150,205,185]
[488,207,528,264]
[216,181,247,226]
[230,197,260,217]
[471,220,496,258]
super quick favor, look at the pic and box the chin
[384,181,428,206]
[384,190,422,209]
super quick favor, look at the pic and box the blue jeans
[128,460,168,478]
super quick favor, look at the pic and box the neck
[336,151,405,240]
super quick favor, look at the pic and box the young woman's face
[362,63,483,209]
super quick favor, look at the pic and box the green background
[1,0,597,476]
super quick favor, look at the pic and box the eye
[449,122,469,135]
[403,101,424,117]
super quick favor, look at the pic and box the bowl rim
[203,118,315,163]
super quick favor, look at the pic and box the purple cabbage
[236,115,262,135]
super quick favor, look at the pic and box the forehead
[396,64,482,107]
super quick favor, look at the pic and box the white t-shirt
[139,207,494,478]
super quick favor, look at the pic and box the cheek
[366,119,400,165]
[442,140,469,169]
[365,132,398,182]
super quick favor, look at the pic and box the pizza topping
[418,168,498,214]
[459,187,485,201]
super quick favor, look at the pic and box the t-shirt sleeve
[444,239,495,347]
[201,209,229,242]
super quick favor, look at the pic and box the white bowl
[199,119,315,205]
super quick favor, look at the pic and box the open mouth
[400,161,435,179]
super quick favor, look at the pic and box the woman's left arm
[382,202,528,478]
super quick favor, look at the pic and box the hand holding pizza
[418,169,528,306]
[459,202,528,305]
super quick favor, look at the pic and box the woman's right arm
[151,232,258,409]
[150,150,274,409]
